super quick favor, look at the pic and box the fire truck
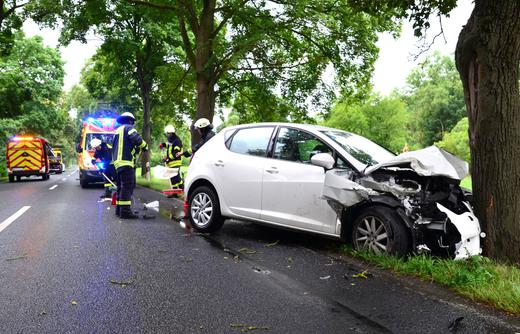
[6,136,51,182]
[77,117,117,188]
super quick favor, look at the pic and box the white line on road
[62,178,67,181]
[0,206,31,233]
[49,185,58,190]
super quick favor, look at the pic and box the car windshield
[320,130,395,167]
[86,133,114,150]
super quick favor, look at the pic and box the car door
[260,127,338,233]
[212,126,275,219]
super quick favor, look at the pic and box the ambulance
[76,117,117,188]
[6,136,51,182]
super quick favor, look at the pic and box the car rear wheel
[8,175,14,183]
[188,186,224,233]
[351,206,410,257]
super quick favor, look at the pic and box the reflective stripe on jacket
[166,137,182,168]
[111,125,148,170]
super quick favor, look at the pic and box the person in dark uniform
[160,124,184,190]
[180,118,215,158]
[91,138,116,198]
[111,112,148,219]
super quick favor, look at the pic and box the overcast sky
[23,0,473,95]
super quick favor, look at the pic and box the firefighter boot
[115,205,121,217]
[120,206,138,219]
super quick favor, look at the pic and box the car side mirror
[311,153,335,170]
[76,144,83,153]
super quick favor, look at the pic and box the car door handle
[214,160,224,167]
[265,167,279,174]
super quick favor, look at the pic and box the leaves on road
[286,256,293,263]
[6,253,28,261]
[230,323,270,332]
[109,278,134,287]
[351,270,373,279]
[319,275,331,280]
[264,240,279,248]
[71,300,78,305]
[239,248,257,254]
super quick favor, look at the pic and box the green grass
[0,176,7,182]
[135,166,188,192]
[460,176,472,189]
[339,246,520,315]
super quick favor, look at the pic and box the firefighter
[159,124,184,190]
[179,118,215,158]
[90,138,116,198]
[111,112,148,219]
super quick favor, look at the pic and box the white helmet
[117,112,135,123]
[90,138,102,149]
[194,118,211,129]
[164,124,175,134]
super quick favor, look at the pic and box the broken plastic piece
[436,202,482,260]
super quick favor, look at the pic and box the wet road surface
[0,170,519,333]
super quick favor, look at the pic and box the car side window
[229,127,274,157]
[274,128,333,163]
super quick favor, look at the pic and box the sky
[23,0,474,96]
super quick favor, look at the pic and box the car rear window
[229,127,274,157]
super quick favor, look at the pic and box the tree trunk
[136,57,152,180]
[456,0,520,263]
[192,0,216,146]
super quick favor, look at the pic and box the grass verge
[135,166,188,192]
[339,246,520,315]
[460,176,472,189]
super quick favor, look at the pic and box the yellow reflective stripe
[167,161,182,167]
[128,128,137,135]
[114,160,134,169]
[116,126,125,164]
[107,144,113,149]
[174,146,180,151]
[104,183,112,187]
[117,200,132,206]
[171,181,184,187]
[139,140,147,149]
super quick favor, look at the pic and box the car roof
[222,122,348,134]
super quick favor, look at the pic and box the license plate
[13,167,24,171]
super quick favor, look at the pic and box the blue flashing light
[87,117,95,124]
[96,162,105,170]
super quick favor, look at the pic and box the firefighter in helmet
[159,124,184,189]
[180,118,215,158]
[111,112,148,219]
[90,138,116,198]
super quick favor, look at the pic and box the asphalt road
[0,169,519,333]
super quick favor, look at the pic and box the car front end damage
[322,146,484,259]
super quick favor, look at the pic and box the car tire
[351,206,410,257]
[80,179,88,188]
[8,175,14,183]
[16,175,21,182]
[188,186,224,233]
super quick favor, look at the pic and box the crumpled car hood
[364,146,468,180]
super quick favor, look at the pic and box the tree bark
[136,56,152,180]
[456,0,520,263]
[192,0,216,145]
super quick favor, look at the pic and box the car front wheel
[188,185,224,233]
[351,206,410,257]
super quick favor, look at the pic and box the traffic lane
[0,179,389,333]
[207,221,520,334]
[132,187,520,334]
[0,171,74,221]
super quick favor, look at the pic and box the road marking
[62,178,67,181]
[0,206,31,233]
[49,185,58,190]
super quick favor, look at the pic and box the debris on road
[239,247,257,254]
[448,316,464,332]
[264,240,279,248]
[324,258,334,266]
[252,267,271,275]
[144,200,159,211]
[109,278,134,287]
[319,275,331,280]
[230,323,270,332]
[352,270,373,279]
[39,310,48,316]
[180,256,193,263]
[71,300,78,306]
[6,253,27,261]
[286,256,293,263]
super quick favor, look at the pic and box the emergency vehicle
[77,117,117,188]
[6,136,51,182]
[48,148,63,174]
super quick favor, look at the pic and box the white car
[184,123,482,259]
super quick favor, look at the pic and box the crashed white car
[184,123,483,259]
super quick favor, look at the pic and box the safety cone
[111,191,117,206]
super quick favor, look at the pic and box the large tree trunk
[192,0,216,146]
[456,1,520,263]
[136,57,152,180]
